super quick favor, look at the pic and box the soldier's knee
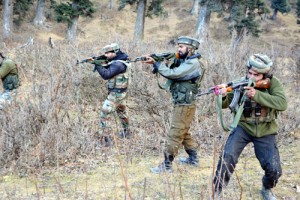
[221,152,238,168]
[265,163,282,179]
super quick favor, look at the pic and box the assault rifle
[76,55,108,65]
[197,78,270,98]
[130,52,180,62]
[199,78,271,131]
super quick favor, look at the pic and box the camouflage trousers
[165,104,197,158]
[99,91,129,134]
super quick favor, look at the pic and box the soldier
[142,36,205,173]
[94,43,131,146]
[213,54,287,200]
[0,52,20,109]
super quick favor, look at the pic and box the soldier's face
[104,52,116,60]
[247,69,263,81]
[177,44,188,56]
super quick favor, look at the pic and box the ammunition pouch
[170,81,198,105]
[107,60,131,93]
[3,74,19,90]
[240,100,277,123]
[243,100,252,118]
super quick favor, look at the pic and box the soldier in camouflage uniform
[213,54,287,200]
[94,43,131,146]
[142,36,205,173]
[0,52,20,109]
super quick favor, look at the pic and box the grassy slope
[0,139,299,199]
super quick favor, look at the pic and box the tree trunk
[2,0,13,39]
[67,15,79,43]
[108,0,114,9]
[66,2,79,43]
[190,0,199,16]
[195,2,211,40]
[134,0,147,41]
[33,0,45,26]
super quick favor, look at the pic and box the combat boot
[179,149,199,167]
[150,153,174,174]
[261,186,276,200]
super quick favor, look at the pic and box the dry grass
[0,35,299,199]
[0,0,299,199]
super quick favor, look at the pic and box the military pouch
[255,104,262,117]
[243,100,252,118]
[172,84,196,105]
[107,79,116,90]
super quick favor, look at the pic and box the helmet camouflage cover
[177,36,200,50]
[247,54,273,73]
[102,43,120,53]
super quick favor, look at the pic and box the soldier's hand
[244,86,256,99]
[141,56,155,64]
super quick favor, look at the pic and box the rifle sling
[216,79,254,132]
[156,73,172,90]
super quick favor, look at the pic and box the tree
[119,0,167,41]
[13,0,33,26]
[2,0,13,39]
[195,0,222,40]
[271,0,291,20]
[54,0,95,43]
[229,0,269,39]
[33,0,45,26]
[195,0,270,42]
[134,0,146,41]
[190,0,199,16]
[297,0,300,24]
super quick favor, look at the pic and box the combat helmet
[247,54,273,74]
[177,36,200,50]
[102,43,120,53]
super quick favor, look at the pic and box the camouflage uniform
[0,57,20,109]
[94,44,131,143]
[149,36,205,173]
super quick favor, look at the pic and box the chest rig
[169,56,204,105]
[107,60,131,93]
[240,89,278,123]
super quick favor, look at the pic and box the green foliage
[118,0,137,10]
[13,0,34,26]
[54,0,96,25]
[118,0,167,18]
[271,0,291,13]
[199,0,269,37]
[147,0,168,18]
[229,0,268,37]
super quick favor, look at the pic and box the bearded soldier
[213,54,287,200]
[142,36,205,173]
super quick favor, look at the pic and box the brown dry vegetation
[0,0,299,199]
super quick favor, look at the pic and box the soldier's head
[246,54,273,80]
[102,43,120,60]
[177,36,199,58]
